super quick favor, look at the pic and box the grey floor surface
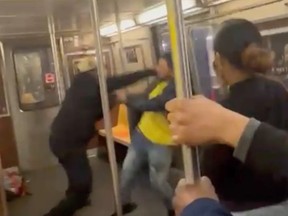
[8,158,183,216]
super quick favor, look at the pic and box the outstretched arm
[106,69,155,93]
[125,81,176,112]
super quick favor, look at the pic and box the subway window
[13,47,60,111]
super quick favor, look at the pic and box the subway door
[4,44,63,171]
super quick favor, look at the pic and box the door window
[14,48,60,111]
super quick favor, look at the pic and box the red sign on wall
[45,73,55,84]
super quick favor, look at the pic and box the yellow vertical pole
[165,0,200,183]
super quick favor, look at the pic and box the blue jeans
[120,130,173,209]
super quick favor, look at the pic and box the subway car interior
[0,0,288,215]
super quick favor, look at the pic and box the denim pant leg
[147,143,173,210]
[120,132,146,205]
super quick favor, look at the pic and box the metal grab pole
[0,42,10,117]
[114,0,126,73]
[165,0,201,183]
[59,36,71,89]
[89,1,122,216]
[48,15,64,103]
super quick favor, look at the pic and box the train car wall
[0,46,19,169]
[0,117,19,168]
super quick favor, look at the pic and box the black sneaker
[44,197,90,216]
[110,203,137,216]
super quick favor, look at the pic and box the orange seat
[112,104,130,144]
[112,125,131,143]
[99,104,131,145]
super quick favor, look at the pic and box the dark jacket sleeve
[181,198,232,216]
[243,123,288,178]
[106,69,155,93]
[125,80,176,112]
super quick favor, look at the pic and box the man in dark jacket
[44,58,156,216]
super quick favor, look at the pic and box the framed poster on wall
[125,47,138,63]
[120,45,147,93]
[121,45,145,72]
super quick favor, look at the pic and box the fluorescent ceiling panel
[182,0,197,10]
[100,19,136,36]
[137,4,167,24]
[137,0,198,24]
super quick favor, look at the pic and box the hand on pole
[166,96,249,147]
[173,177,218,216]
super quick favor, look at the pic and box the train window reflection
[13,48,60,111]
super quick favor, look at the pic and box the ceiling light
[137,4,167,25]
[100,25,118,36]
[137,0,202,25]
[182,0,197,10]
[120,20,136,30]
[100,19,136,36]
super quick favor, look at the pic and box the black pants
[50,136,92,204]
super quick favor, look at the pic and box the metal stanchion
[89,0,122,216]
[59,36,71,89]
[48,15,64,103]
[114,0,126,73]
[0,42,10,117]
[165,0,201,183]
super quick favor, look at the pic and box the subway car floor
[8,157,182,216]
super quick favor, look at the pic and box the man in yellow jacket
[111,53,176,216]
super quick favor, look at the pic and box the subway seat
[99,104,131,146]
